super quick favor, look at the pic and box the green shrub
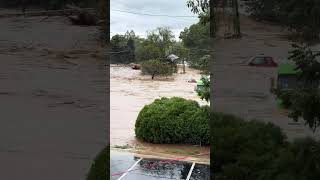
[210,112,320,179]
[266,137,320,180]
[196,75,210,102]
[135,97,209,145]
[86,146,109,180]
[211,112,287,180]
[275,89,294,109]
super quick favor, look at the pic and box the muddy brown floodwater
[110,65,209,163]
[0,13,107,180]
[213,15,320,140]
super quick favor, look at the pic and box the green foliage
[266,137,320,180]
[275,89,294,109]
[276,44,320,131]
[110,31,136,64]
[280,0,320,42]
[136,27,175,62]
[196,75,210,102]
[135,97,210,145]
[211,112,320,179]
[180,22,210,49]
[86,146,109,180]
[211,112,287,180]
[289,43,320,84]
[179,22,210,71]
[187,0,209,14]
[242,0,280,21]
[243,0,320,41]
[141,60,175,79]
[287,88,320,131]
[192,54,210,71]
[136,42,162,62]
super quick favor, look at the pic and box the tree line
[110,19,210,71]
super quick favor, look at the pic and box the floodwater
[110,65,208,146]
[0,14,107,180]
[213,14,320,140]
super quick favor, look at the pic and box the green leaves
[244,0,320,42]
[86,146,109,180]
[140,60,175,79]
[179,21,210,71]
[211,112,287,180]
[135,97,209,145]
[136,27,175,62]
[211,112,320,179]
[276,43,320,131]
[196,75,210,102]
[187,0,209,14]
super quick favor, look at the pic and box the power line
[111,9,198,18]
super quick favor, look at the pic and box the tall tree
[136,27,175,62]
[179,21,210,70]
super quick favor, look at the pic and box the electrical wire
[111,9,198,18]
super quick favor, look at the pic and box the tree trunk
[152,74,155,80]
[233,0,241,38]
[210,0,216,38]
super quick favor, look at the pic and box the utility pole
[183,58,186,73]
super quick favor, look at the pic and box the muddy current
[0,14,107,180]
[213,15,320,140]
[110,65,208,146]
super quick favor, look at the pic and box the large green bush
[211,112,287,180]
[266,137,320,180]
[86,146,109,180]
[135,97,209,145]
[211,112,320,179]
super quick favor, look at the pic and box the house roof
[167,54,179,62]
[278,64,301,75]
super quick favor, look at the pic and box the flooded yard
[111,65,208,145]
[110,65,209,162]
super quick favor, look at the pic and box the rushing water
[110,65,208,146]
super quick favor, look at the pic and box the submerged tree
[141,60,174,80]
